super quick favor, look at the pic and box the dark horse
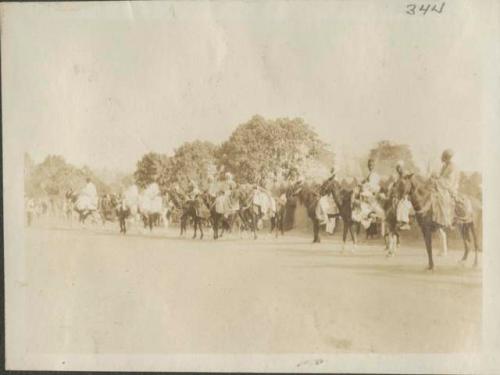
[65,190,97,224]
[237,185,262,240]
[201,192,241,240]
[396,174,480,270]
[321,180,361,249]
[169,190,211,239]
[270,195,286,237]
[289,182,323,243]
[167,190,192,237]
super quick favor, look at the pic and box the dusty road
[24,223,482,354]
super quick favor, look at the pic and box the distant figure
[80,177,98,210]
[207,175,218,198]
[394,161,412,230]
[25,196,35,226]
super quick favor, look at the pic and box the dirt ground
[24,220,482,355]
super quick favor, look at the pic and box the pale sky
[3,1,490,173]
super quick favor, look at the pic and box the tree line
[24,115,482,204]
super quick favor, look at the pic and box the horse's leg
[423,226,434,270]
[460,224,469,262]
[349,223,357,252]
[470,222,479,267]
[438,228,448,256]
[342,221,348,251]
[198,218,203,240]
[213,215,218,239]
[180,214,186,236]
[383,222,389,250]
[251,211,258,240]
[192,216,198,239]
[313,219,320,243]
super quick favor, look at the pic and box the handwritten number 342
[406,2,445,15]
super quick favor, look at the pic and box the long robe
[431,161,459,227]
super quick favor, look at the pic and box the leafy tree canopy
[367,140,420,177]
[217,115,334,184]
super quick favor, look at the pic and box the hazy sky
[3,1,490,173]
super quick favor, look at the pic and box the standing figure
[395,161,412,231]
[359,159,385,228]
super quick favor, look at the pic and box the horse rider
[429,149,460,256]
[252,178,275,218]
[430,149,460,226]
[186,179,200,200]
[318,167,339,228]
[362,159,381,195]
[357,159,385,227]
[394,160,412,230]
[168,182,184,206]
[207,175,218,199]
[81,177,98,210]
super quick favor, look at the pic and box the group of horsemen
[64,148,465,240]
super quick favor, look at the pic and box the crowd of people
[25,148,468,246]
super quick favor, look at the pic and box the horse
[65,190,99,224]
[98,194,118,226]
[270,194,286,237]
[184,196,211,239]
[396,174,480,270]
[167,190,192,236]
[201,192,240,240]
[321,180,362,250]
[236,185,261,240]
[287,182,323,243]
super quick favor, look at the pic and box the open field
[24,222,482,354]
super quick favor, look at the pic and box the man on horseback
[431,149,459,228]
[318,167,339,231]
[207,175,218,199]
[77,177,99,222]
[356,159,384,229]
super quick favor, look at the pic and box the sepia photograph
[2,1,500,373]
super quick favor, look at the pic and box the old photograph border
[2,0,500,373]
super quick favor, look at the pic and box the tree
[134,152,165,188]
[367,140,420,177]
[25,155,109,198]
[217,115,334,183]
[171,141,217,188]
[134,141,217,192]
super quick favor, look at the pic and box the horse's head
[286,181,305,200]
[392,173,432,212]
